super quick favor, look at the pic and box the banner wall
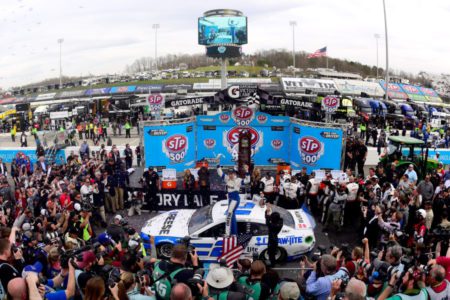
[143,122,196,171]
[289,123,344,173]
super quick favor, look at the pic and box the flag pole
[326,56,328,69]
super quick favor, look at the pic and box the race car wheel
[158,243,174,259]
[259,247,287,263]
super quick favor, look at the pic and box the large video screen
[198,16,247,45]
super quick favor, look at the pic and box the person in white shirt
[217,165,250,236]
[306,172,320,214]
[280,176,304,209]
[260,172,275,204]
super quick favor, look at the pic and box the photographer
[377,267,428,300]
[117,271,154,299]
[304,254,350,300]
[106,214,127,244]
[237,260,271,299]
[152,244,199,300]
[0,237,24,299]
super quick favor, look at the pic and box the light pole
[57,38,64,88]
[289,21,297,76]
[374,34,380,79]
[382,0,389,101]
[152,24,160,71]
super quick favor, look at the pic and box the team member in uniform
[306,172,320,215]
[217,165,250,236]
[345,176,360,226]
[324,183,348,232]
[260,172,276,204]
[280,176,304,209]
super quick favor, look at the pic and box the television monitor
[198,16,247,45]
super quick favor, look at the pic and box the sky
[0,0,449,89]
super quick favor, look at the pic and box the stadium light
[57,38,64,89]
[374,34,380,78]
[382,0,389,100]
[289,21,297,76]
[152,24,160,71]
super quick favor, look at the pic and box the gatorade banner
[143,122,196,171]
[290,123,344,173]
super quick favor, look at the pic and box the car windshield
[188,205,214,234]
[272,206,295,228]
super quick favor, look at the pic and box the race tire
[157,243,174,259]
[259,247,287,263]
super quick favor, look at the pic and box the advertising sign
[379,80,408,100]
[227,84,258,99]
[60,90,86,98]
[198,16,248,45]
[399,84,427,102]
[290,123,343,173]
[197,108,290,166]
[110,86,136,93]
[135,85,163,93]
[147,94,165,111]
[50,111,70,119]
[321,95,340,114]
[146,190,228,210]
[281,78,337,94]
[333,79,384,97]
[419,87,442,103]
[143,123,195,171]
[165,96,211,108]
[85,88,111,96]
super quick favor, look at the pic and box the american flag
[219,234,253,267]
[307,47,327,59]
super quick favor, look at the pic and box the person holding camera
[152,244,199,300]
[303,254,350,300]
[116,271,155,299]
[107,214,127,244]
[377,266,429,300]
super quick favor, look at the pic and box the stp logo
[298,136,324,165]
[271,139,283,150]
[163,134,188,163]
[323,96,339,108]
[219,114,230,123]
[203,138,216,149]
[257,114,268,124]
[403,85,418,93]
[387,83,399,91]
[227,127,260,147]
[232,106,254,126]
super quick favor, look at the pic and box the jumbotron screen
[198,16,247,45]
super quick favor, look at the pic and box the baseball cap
[74,203,81,212]
[77,251,96,269]
[114,214,123,221]
[409,164,414,168]
[22,261,43,276]
[206,264,234,289]
[279,282,301,300]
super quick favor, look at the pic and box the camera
[186,269,205,298]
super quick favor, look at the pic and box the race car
[140,200,316,263]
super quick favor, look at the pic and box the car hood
[141,210,194,237]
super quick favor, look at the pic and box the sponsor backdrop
[290,123,344,173]
[0,148,66,164]
[143,122,196,171]
[197,108,291,166]
[143,107,344,172]
[146,190,228,210]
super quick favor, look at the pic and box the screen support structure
[221,57,227,89]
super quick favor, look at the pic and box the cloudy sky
[0,0,449,88]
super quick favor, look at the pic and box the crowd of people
[1,116,450,299]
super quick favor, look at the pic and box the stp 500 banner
[290,123,344,173]
[143,122,196,171]
[197,108,290,166]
